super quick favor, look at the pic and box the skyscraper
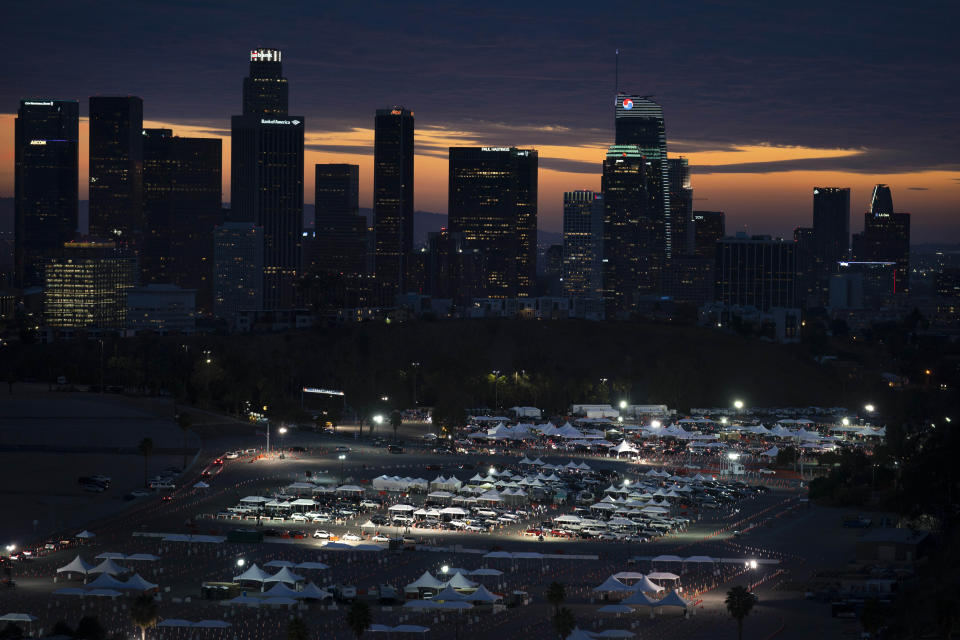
[231,48,304,310]
[692,211,725,259]
[448,147,538,298]
[302,164,368,310]
[562,190,604,298]
[715,235,797,311]
[667,158,693,256]
[853,185,910,294]
[373,107,414,302]
[14,99,79,288]
[88,96,143,247]
[615,95,671,260]
[792,226,818,309]
[601,145,661,315]
[142,128,222,314]
[812,187,850,298]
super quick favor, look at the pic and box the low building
[126,284,196,334]
[855,528,929,563]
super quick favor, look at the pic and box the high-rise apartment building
[230,48,303,310]
[667,158,693,256]
[141,128,222,314]
[89,96,143,247]
[14,99,79,288]
[373,107,415,302]
[562,190,604,298]
[692,211,725,259]
[43,238,136,329]
[448,147,538,298]
[311,164,366,277]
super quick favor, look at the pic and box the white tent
[592,576,634,593]
[299,582,333,600]
[432,585,467,601]
[126,554,160,562]
[656,591,690,608]
[295,562,329,570]
[622,590,659,607]
[89,559,129,576]
[264,560,296,568]
[85,573,128,590]
[462,584,501,603]
[57,555,94,576]
[265,567,305,584]
[442,572,478,590]
[75,530,95,539]
[405,571,444,593]
[263,582,301,598]
[123,574,159,591]
[632,575,663,593]
[233,563,271,583]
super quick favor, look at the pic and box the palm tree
[176,411,192,470]
[345,600,372,640]
[137,438,154,489]
[725,585,756,640]
[129,593,158,640]
[286,618,308,640]
[390,410,402,440]
[553,607,576,639]
[546,581,566,615]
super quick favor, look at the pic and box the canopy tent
[264,560,296,568]
[650,555,683,563]
[684,555,714,563]
[0,614,37,623]
[57,555,94,575]
[193,481,210,489]
[360,520,379,530]
[95,552,125,560]
[263,582,301,598]
[123,574,158,591]
[592,576,634,593]
[405,571,444,593]
[233,563,271,583]
[85,573,128,590]
[52,588,88,596]
[646,572,680,580]
[468,568,503,577]
[611,572,645,581]
[622,590,660,607]
[597,604,634,614]
[442,572,478,590]
[656,591,690,608]
[126,554,160,562]
[298,582,332,600]
[462,584,501,603]
[631,575,663,593]
[89,559,129,576]
[432,585,467,601]
[264,567,305,584]
[75,530,95,539]
[295,562,329,570]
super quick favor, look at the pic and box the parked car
[342,532,362,541]
[372,534,390,542]
[313,530,331,539]
[387,445,404,454]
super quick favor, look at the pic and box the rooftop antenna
[615,49,620,99]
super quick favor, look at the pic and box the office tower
[668,158,693,255]
[792,226,817,308]
[231,47,304,310]
[692,211,725,259]
[853,185,910,294]
[311,164,366,277]
[88,96,143,247]
[14,99,79,288]
[869,184,894,215]
[373,107,415,302]
[601,145,661,315]
[448,147,538,298]
[812,187,850,298]
[213,222,264,325]
[43,237,136,329]
[615,95,671,260]
[301,164,368,309]
[562,190,604,298]
[141,129,222,315]
[715,235,797,311]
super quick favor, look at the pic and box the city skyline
[1,1,958,242]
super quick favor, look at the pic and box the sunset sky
[2,1,958,241]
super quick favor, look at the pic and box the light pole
[373,414,383,434]
[339,454,346,485]
[411,362,420,407]
[491,370,501,410]
[278,427,287,458]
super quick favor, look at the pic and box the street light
[619,400,628,410]
[842,417,850,426]
[864,404,875,413]
[489,466,497,477]
[720,417,728,424]
[441,565,449,576]
[651,420,661,429]
[491,370,501,409]
[236,558,245,567]
[5,544,14,554]
[733,399,744,411]
[339,454,346,485]
[278,426,287,455]
[373,414,383,434]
